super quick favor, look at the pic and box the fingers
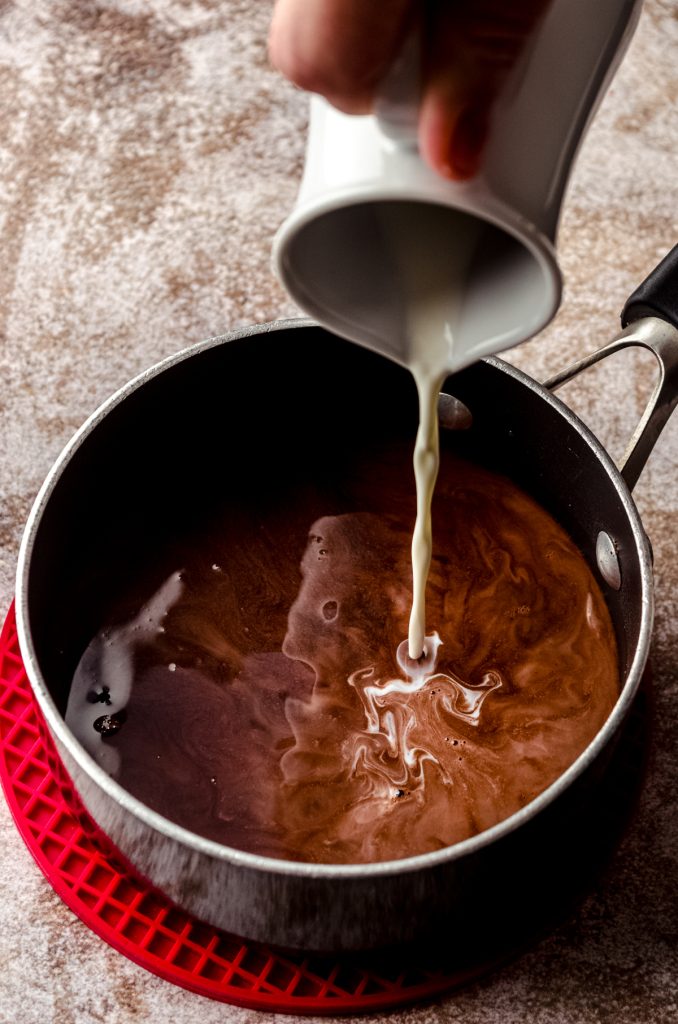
[419,0,552,180]
[269,0,415,114]
[269,0,552,180]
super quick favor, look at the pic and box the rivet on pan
[596,531,621,590]
[438,393,472,430]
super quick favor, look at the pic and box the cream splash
[347,632,502,798]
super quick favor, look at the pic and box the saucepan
[15,247,678,954]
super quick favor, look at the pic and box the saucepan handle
[622,244,678,330]
[544,245,678,492]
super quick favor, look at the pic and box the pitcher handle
[374,25,422,147]
[544,245,678,493]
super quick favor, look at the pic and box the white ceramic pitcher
[273,0,643,373]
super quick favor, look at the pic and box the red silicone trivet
[0,601,492,1014]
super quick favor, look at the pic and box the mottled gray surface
[1,1,677,1022]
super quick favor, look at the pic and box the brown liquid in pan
[67,444,619,864]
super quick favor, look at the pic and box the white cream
[408,366,445,658]
[379,205,480,658]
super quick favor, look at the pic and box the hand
[269,0,551,180]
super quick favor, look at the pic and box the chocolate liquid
[66,439,618,864]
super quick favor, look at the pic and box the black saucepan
[15,247,678,952]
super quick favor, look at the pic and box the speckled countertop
[1,2,677,1022]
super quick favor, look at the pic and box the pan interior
[23,325,645,857]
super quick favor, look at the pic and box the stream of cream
[380,207,480,659]
[409,366,445,658]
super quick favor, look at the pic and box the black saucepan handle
[547,243,678,492]
[622,244,678,329]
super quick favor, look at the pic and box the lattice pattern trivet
[0,602,498,1014]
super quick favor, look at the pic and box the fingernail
[448,104,490,180]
